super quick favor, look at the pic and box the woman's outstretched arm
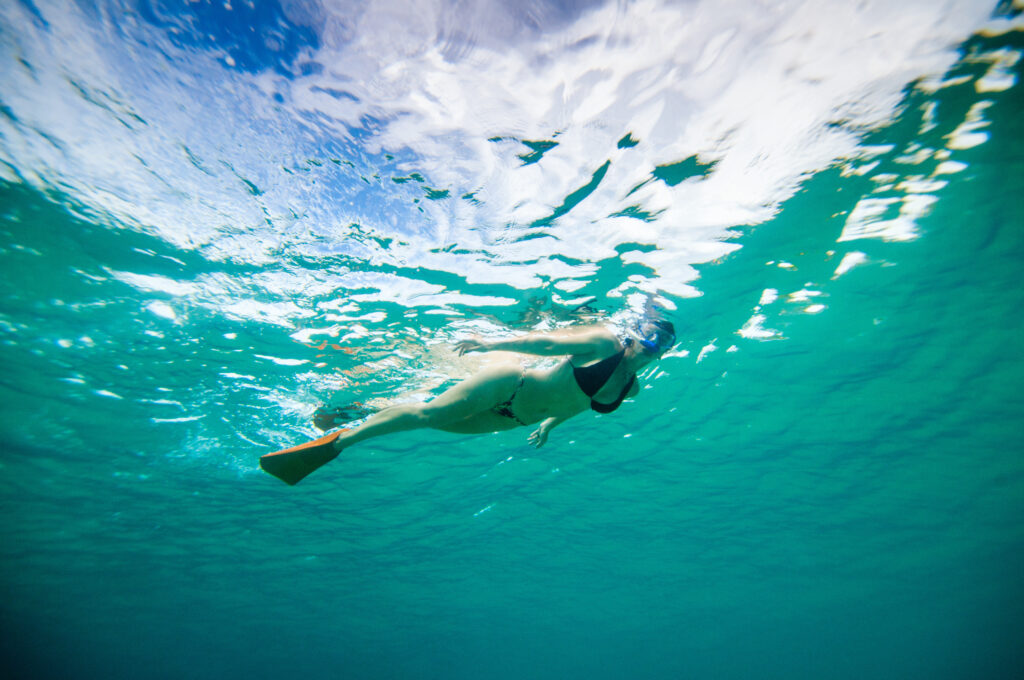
[455,326,619,360]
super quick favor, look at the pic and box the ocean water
[2,1,1023,679]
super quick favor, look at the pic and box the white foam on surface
[758,289,779,306]
[833,252,867,279]
[146,301,178,321]
[0,0,1008,317]
[738,315,780,341]
[947,101,995,150]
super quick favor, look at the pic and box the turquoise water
[2,1,1023,678]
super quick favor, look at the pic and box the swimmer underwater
[260,316,677,485]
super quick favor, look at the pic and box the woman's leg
[333,365,522,451]
[435,410,520,434]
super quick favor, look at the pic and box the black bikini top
[571,348,636,414]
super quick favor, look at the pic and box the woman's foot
[312,402,376,431]
[332,433,347,453]
[260,430,345,485]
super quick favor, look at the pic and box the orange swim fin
[260,430,345,485]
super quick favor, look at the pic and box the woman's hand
[529,416,568,448]
[455,337,491,356]
[527,425,550,448]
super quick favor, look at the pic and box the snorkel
[632,318,676,355]
[623,296,676,355]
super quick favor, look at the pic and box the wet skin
[331,325,660,452]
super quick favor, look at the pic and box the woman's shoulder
[568,323,619,341]
[565,324,624,362]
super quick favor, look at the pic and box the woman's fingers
[454,338,485,355]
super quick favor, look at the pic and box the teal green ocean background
[2,2,1023,679]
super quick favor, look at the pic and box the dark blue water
[2,1,1023,679]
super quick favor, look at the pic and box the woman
[260,318,676,485]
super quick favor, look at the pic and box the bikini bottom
[491,373,526,426]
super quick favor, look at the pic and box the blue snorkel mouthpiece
[638,335,661,352]
[635,319,676,354]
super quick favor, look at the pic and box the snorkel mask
[634,319,676,354]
